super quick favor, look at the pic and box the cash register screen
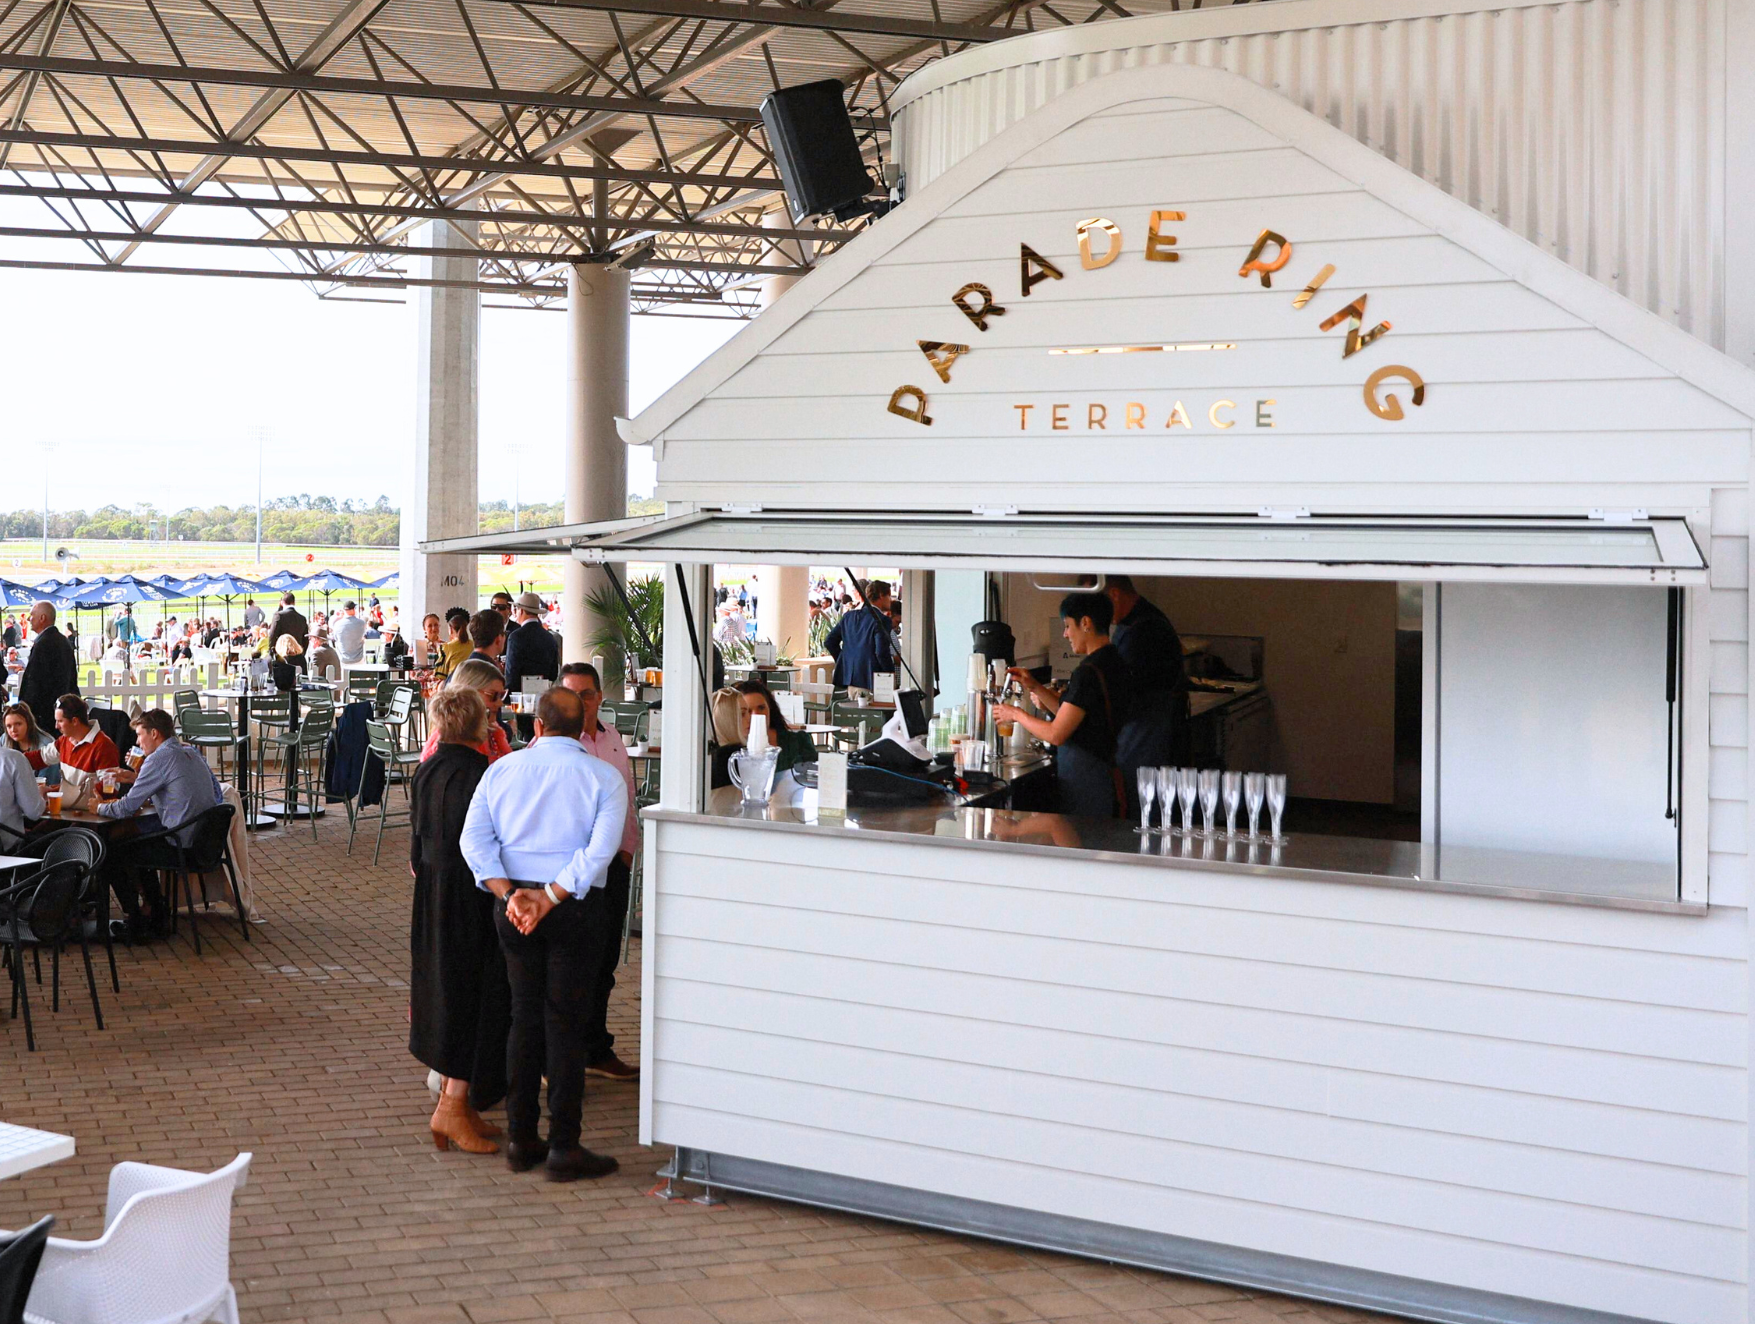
[896,690,929,739]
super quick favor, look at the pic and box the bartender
[1104,574,1188,811]
[993,591,1132,818]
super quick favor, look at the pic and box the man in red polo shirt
[55,693,120,776]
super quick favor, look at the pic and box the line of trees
[0,494,665,545]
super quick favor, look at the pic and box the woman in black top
[993,590,1132,818]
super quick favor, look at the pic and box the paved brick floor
[1,811,1399,1324]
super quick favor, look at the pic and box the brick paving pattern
[1,810,1400,1324]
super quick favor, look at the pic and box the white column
[757,210,808,309]
[399,220,480,621]
[754,565,811,659]
[563,263,631,689]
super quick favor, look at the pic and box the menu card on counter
[817,751,847,816]
[874,672,896,704]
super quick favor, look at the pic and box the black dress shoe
[544,1146,619,1182]
[505,1138,550,1173]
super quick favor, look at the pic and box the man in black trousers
[461,687,628,1181]
[18,601,77,733]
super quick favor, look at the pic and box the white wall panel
[647,817,1749,1323]
[892,0,1728,353]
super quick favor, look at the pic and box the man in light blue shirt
[101,708,224,938]
[460,686,627,1182]
[0,744,45,847]
[333,602,367,664]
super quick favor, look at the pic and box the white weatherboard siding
[891,0,1728,356]
[645,817,1746,1323]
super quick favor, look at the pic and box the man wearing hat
[503,591,560,692]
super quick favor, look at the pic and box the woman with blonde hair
[419,658,512,763]
[409,685,509,1153]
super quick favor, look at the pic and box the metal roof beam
[0,221,812,272]
[492,0,1016,43]
[0,52,887,128]
[113,0,390,263]
[0,127,784,188]
[0,181,847,241]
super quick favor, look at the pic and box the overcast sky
[0,260,740,514]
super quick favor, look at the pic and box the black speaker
[760,80,874,223]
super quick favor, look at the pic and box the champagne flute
[1244,772,1265,839]
[1197,769,1220,837]
[1176,767,1198,837]
[1266,773,1288,842]
[1222,771,1242,837]
[1135,766,1158,834]
[1155,767,1176,834]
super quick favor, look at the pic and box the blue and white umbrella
[292,568,367,619]
[0,580,49,609]
[369,571,399,589]
[64,575,175,607]
[257,568,303,591]
[194,574,263,629]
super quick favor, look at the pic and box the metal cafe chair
[380,686,417,759]
[177,707,237,786]
[171,689,202,718]
[259,707,334,842]
[350,721,417,866]
[831,702,886,750]
[130,804,247,954]
[1,861,94,1051]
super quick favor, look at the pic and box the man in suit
[18,601,77,732]
[266,591,309,659]
[503,592,560,691]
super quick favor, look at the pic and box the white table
[0,1120,74,1180]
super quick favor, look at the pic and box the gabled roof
[634,60,1755,448]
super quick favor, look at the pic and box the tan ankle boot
[431,1094,498,1154]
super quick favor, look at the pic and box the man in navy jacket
[825,580,895,693]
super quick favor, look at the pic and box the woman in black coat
[409,685,510,1155]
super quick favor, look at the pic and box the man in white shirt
[460,686,627,1181]
[558,662,640,1082]
[333,601,367,664]
[0,744,45,846]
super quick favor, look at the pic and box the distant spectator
[19,601,78,732]
[503,592,559,691]
[334,601,368,664]
[467,609,506,672]
[243,597,264,630]
[267,591,308,658]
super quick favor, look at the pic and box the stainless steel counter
[647,787,1698,914]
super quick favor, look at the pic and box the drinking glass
[1175,767,1198,837]
[1222,771,1242,836]
[1155,767,1177,833]
[1197,769,1220,837]
[1135,767,1157,834]
[1266,773,1288,842]
[1244,772,1265,839]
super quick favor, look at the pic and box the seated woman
[271,631,305,692]
[710,679,817,789]
[3,701,59,779]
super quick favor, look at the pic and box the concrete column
[563,262,631,691]
[399,220,480,621]
[754,565,811,660]
[757,210,808,309]
[900,569,936,697]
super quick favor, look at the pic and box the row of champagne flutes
[1137,767,1287,842]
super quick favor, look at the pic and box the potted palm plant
[583,576,664,684]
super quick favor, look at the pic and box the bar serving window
[492,510,1714,910]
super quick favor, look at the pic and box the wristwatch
[500,887,517,905]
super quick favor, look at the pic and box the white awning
[424,511,1706,586]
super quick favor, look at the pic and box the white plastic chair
[17,1152,251,1324]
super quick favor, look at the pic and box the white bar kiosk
[433,11,1755,1322]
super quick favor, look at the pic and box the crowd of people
[403,589,639,1182]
